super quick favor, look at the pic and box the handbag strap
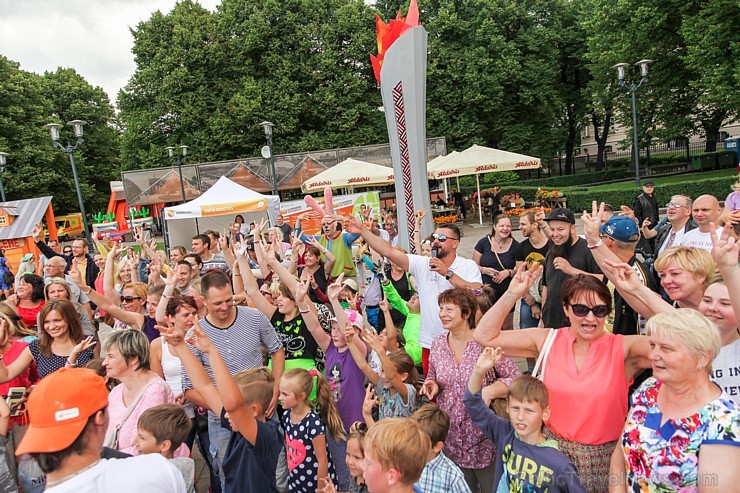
[532,329,557,381]
[114,387,147,432]
[488,236,507,272]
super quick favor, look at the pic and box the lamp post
[613,59,652,187]
[43,120,91,245]
[166,145,189,202]
[0,152,8,202]
[259,121,278,196]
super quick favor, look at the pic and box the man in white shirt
[16,368,186,493]
[677,194,723,252]
[344,216,481,375]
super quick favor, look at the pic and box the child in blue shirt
[464,347,586,493]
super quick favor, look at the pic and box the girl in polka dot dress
[280,368,345,493]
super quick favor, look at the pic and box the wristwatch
[445,268,455,280]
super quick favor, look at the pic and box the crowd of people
[0,180,737,493]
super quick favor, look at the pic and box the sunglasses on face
[665,202,686,209]
[122,296,142,303]
[569,303,610,318]
[432,233,459,242]
[63,250,72,254]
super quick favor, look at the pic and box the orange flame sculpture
[370,0,420,83]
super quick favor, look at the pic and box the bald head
[692,194,721,228]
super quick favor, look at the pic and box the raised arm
[308,237,335,275]
[189,323,259,445]
[262,241,298,295]
[0,344,34,384]
[364,329,409,399]
[378,298,398,352]
[344,324,379,386]
[474,263,550,357]
[295,279,331,351]
[155,268,178,324]
[71,263,145,329]
[343,215,409,271]
[160,323,223,415]
[239,251,277,318]
[710,225,740,321]
[219,230,235,268]
[103,243,122,305]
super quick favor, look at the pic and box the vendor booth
[427,145,540,224]
[301,158,395,192]
[163,176,280,249]
[0,196,57,270]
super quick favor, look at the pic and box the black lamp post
[613,59,652,187]
[0,152,8,202]
[166,145,189,202]
[259,121,278,196]
[43,120,91,245]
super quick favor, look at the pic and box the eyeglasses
[432,233,459,242]
[122,296,142,303]
[260,290,273,297]
[569,303,610,318]
[63,250,72,254]
[665,202,686,209]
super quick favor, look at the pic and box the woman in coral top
[475,265,652,492]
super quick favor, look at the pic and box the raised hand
[219,229,229,251]
[261,240,277,263]
[70,336,97,359]
[343,322,356,344]
[295,279,309,302]
[185,323,215,354]
[318,477,337,493]
[552,257,575,275]
[165,265,177,286]
[362,384,378,416]
[619,205,636,222]
[602,259,642,292]
[69,259,84,286]
[581,201,606,242]
[475,346,503,373]
[709,222,739,272]
[361,327,383,353]
[31,223,44,242]
[420,379,440,400]
[379,297,390,313]
[326,273,345,301]
[157,322,185,347]
[343,215,364,235]
[507,262,542,299]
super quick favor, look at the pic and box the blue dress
[0,258,12,291]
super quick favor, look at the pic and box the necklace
[46,459,102,487]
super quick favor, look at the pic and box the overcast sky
[0,0,221,106]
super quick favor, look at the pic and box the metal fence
[544,140,726,177]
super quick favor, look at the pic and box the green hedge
[515,169,630,188]
[494,175,735,212]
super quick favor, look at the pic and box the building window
[605,146,613,153]
[0,216,7,226]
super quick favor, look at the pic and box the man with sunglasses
[540,208,602,330]
[297,214,360,279]
[641,195,696,261]
[344,216,481,375]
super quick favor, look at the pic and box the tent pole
[476,174,483,225]
[443,178,448,201]
[456,176,460,192]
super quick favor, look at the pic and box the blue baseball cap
[600,216,639,242]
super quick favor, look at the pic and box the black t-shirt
[378,271,411,331]
[270,311,320,361]
[300,264,329,304]
[277,223,293,243]
[541,238,602,328]
[474,236,521,297]
[517,239,551,266]
[606,257,658,336]
[221,410,283,493]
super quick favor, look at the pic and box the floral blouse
[620,378,740,492]
[426,334,522,469]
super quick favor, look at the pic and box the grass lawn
[583,168,737,192]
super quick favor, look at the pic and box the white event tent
[301,158,395,192]
[427,145,541,224]
[163,176,280,248]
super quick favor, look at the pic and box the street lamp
[259,121,278,196]
[613,59,652,187]
[166,145,189,202]
[43,120,92,245]
[0,152,8,202]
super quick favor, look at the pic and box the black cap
[643,181,654,187]
[544,208,575,225]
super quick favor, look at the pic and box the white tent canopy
[302,158,394,192]
[428,145,541,224]
[163,176,280,249]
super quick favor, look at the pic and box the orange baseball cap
[16,368,109,455]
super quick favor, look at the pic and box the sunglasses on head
[569,303,610,318]
[432,233,459,242]
[122,296,142,303]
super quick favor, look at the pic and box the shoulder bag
[532,328,558,381]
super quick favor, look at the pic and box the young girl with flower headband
[279,368,345,492]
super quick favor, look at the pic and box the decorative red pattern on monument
[392,81,416,254]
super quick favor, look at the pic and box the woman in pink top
[475,266,652,492]
[103,329,188,457]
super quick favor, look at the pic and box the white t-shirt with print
[676,227,723,252]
